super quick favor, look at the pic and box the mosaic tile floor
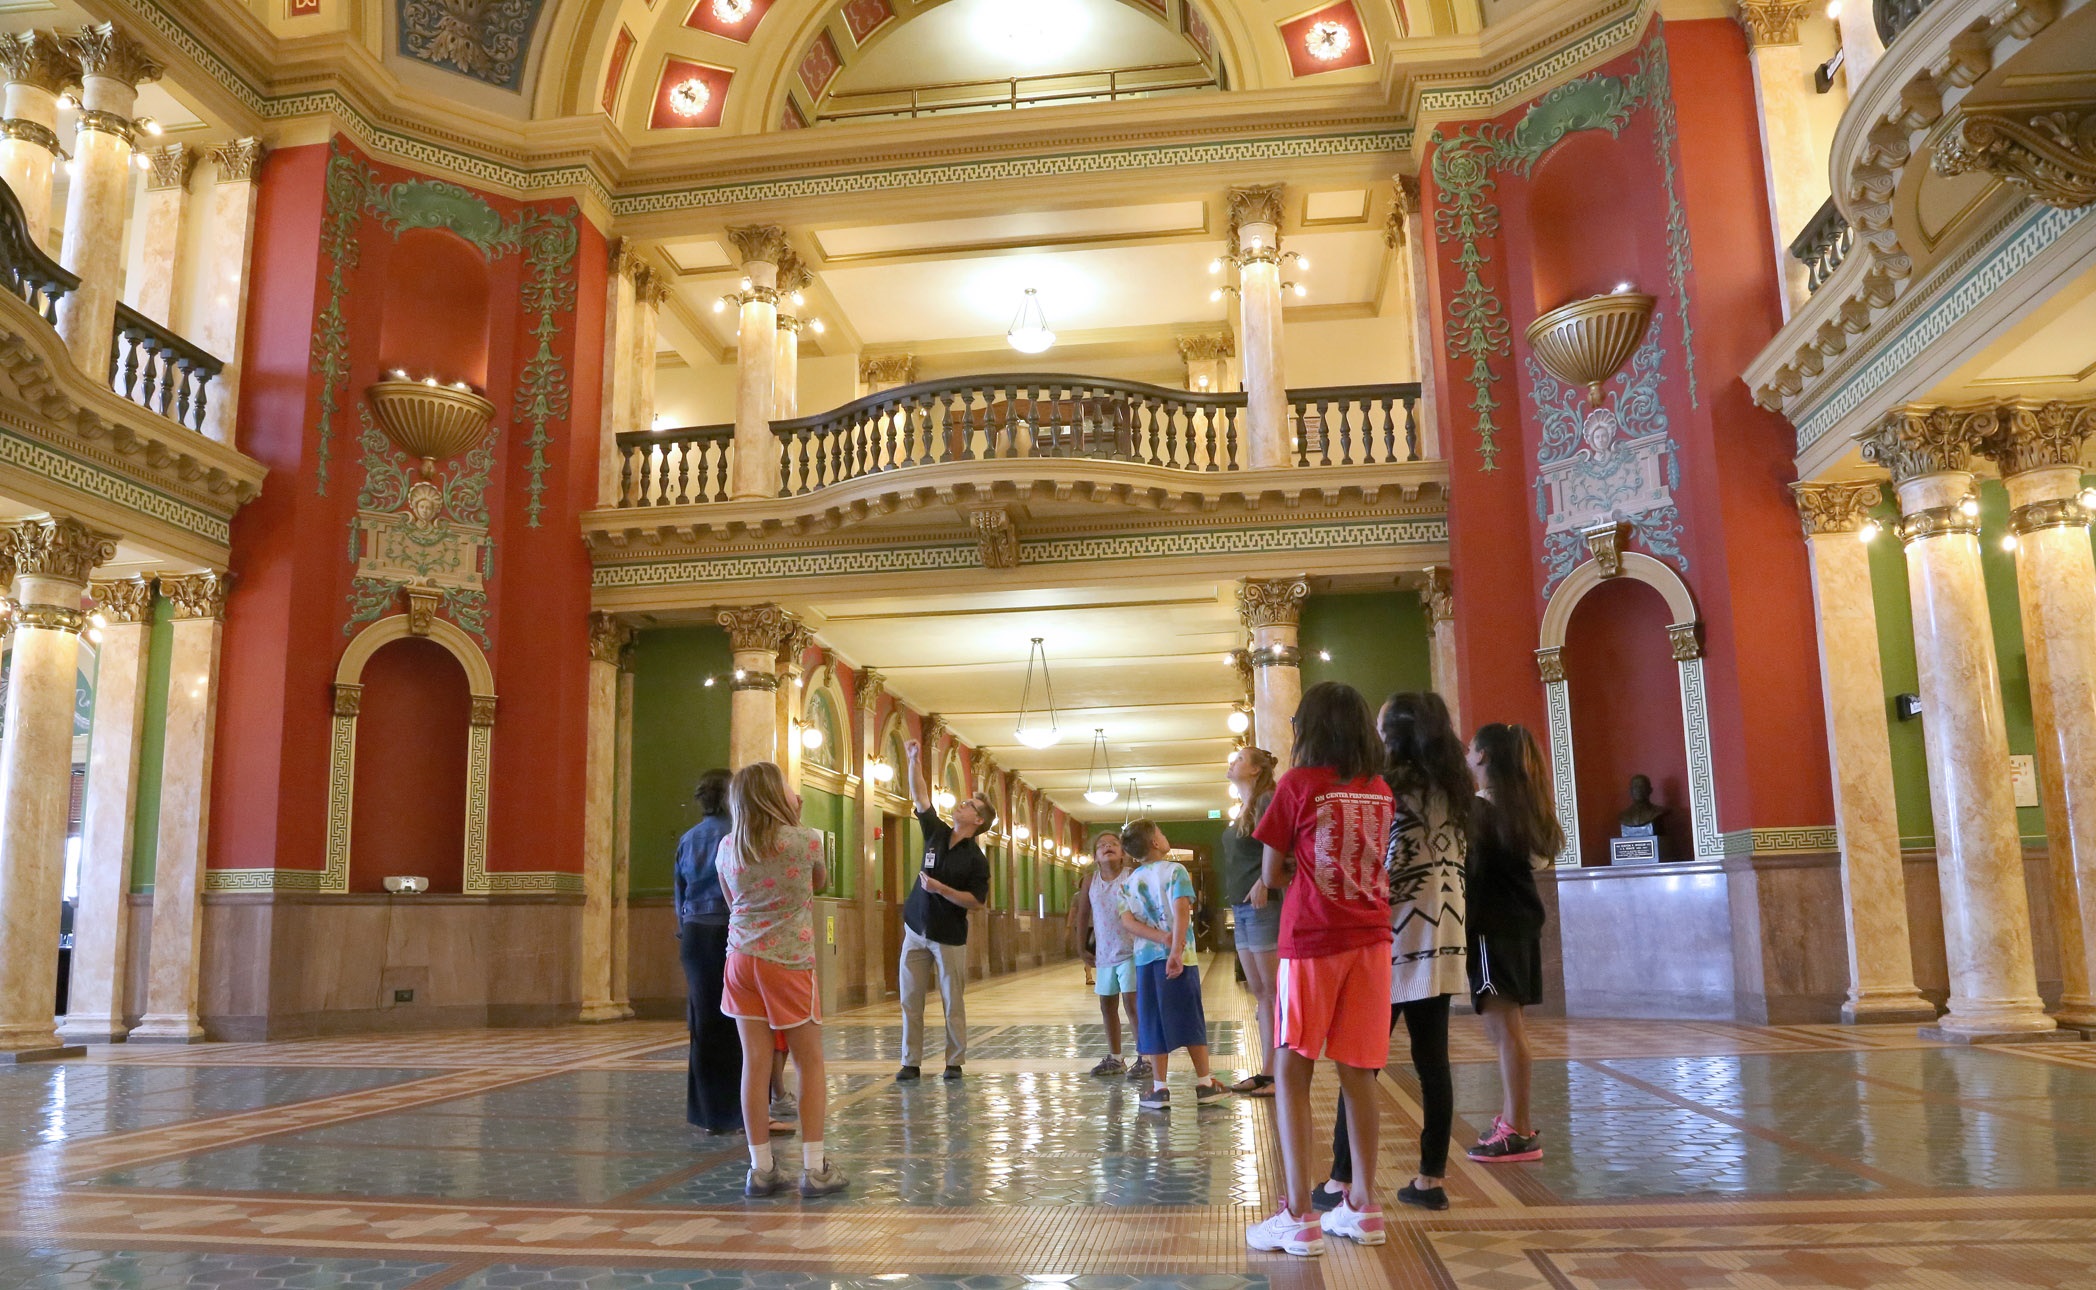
[5,963,2096,1287]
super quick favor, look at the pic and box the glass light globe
[1083,788,1119,806]
[870,761,895,782]
[1014,726,1061,749]
[1013,825,1031,840]
[799,725,824,751]
[1227,709,1250,734]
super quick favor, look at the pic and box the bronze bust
[1618,775,1666,835]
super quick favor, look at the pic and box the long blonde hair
[729,761,799,874]
[1229,746,1279,837]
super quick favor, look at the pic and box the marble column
[131,572,227,1043]
[1229,185,1291,470]
[0,31,78,253]
[717,605,797,770]
[1389,177,1439,459]
[774,252,809,421]
[0,517,115,1059]
[58,575,155,1044]
[635,268,665,438]
[855,667,886,911]
[727,225,787,500]
[597,241,641,506]
[610,640,636,1021]
[1792,481,1937,1023]
[1421,565,1461,734]
[56,23,160,375]
[1835,0,1886,89]
[579,612,632,1023]
[197,139,264,446]
[1859,406,2056,1039]
[1238,577,1308,768]
[775,624,813,789]
[1981,399,2096,1028]
[130,143,195,326]
[1735,1,1822,311]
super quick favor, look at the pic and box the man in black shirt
[897,737,992,1082]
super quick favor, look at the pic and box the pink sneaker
[1247,1205,1325,1257]
[1320,1195,1387,1246]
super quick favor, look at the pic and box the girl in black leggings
[1313,692,1472,1212]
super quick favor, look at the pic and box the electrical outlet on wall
[394,989,415,1004]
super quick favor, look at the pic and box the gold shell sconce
[1525,291,1655,404]
[367,377,496,478]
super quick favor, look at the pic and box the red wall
[350,638,471,892]
[1562,578,1691,864]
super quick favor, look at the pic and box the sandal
[1229,1074,1275,1096]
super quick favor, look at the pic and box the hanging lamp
[1006,288,1056,354]
[1082,728,1118,806]
[1013,636,1061,748]
[1121,776,1142,827]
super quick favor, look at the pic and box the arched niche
[800,660,850,779]
[873,708,910,805]
[327,614,498,893]
[377,227,494,389]
[350,637,473,893]
[1525,127,1654,311]
[1536,551,1718,866]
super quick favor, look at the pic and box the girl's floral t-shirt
[716,824,824,969]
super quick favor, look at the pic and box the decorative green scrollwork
[514,213,578,529]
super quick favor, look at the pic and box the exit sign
[1208,809,1222,819]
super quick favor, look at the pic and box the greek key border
[1545,677,1581,868]
[0,429,229,545]
[1719,826,1840,856]
[1678,655,1722,861]
[1416,11,1645,117]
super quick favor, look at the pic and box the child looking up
[1118,819,1229,1110]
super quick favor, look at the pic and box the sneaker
[1194,1078,1230,1103]
[1090,1054,1126,1077]
[744,1165,789,1197]
[1309,1180,1346,1213]
[1398,1182,1450,1211]
[1125,1058,1153,1083]
[895,1065,921,1083]
[1320,1196,1387,1246]
[1467,1123,1543,1163]
[1140,1086,1170,1110]
[768,1094,798,1123]
[1246,1206,1325,1257]
[943,1064,964,1080]
[798,1163,850,1197]
[1476,1114,1510,1145]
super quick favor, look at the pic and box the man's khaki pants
[899,925,968,1068]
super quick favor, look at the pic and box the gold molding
[1933,106,2096,211]
[1790,480,1884,536]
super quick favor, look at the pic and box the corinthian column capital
[1422,566,1454,624]
[89,574,154,623]
[141,142,196,191]
[1791,480,1885,536]
[208,137,266,182]
[1733,0,1809,46]
[588,611,633,664]
[4,516,116,587]
[1226,184,1286,234]
[160,571,229,620]
[856,667,885,712]
[0,31,81,94]
[726,224,791,267]
[717,604,799,655]
[1981,399,2096,477]
[63,23,161,87]
[1857,404,1999,485]
[1237,577,1310,630]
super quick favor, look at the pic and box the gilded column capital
[208,137,265,182]
[1733,0,1808,46]
[971,746,996,785]
[775,249,812,300]
[4,516,117,587]
[1791,479,1885,535]
[860,353,916,388]
[610,237,644,282]
[0,31,81,94]
[716,604,798,655]
[1383,177,1420,249]
[588,610,633,664]
[89,575,154,623]
[726,224,791,267]
[1980,399,2096,477]
[142,142,196,192]
[332,683,363,717]
[1856,404,1998,485]
[856,667,885,712]
[1933,107,2096,211]
[469,695,498,726]
[1175,331,1234,364]
[967,505,1018,569]
[1667,622,1703,661]
[63,22,162,86]
[1237,576,1309,630]
[922,712,947,751]
[777,622,814,673]
[1226,183,1286,237]
[161,571,229,620]
[1421,565,1454,625]
[1536,647,1565,684]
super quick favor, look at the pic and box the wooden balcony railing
[613,375,1423,508]
[109,302,225,436]
[0,182,77,324]
[1788,196,1855,295]
[817,62,1219,123]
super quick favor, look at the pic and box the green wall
[1297,590,1436,713]
[629,626,733,897]
[800,783,855,898]
[1868,481,2053,849]
[127,596,175,894]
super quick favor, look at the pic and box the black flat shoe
[943,1064,964,1080]
[895,1065,921,1082]
[1398,1182,1450,1211]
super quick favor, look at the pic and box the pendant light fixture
[1013,636,1061,748]
[1120,776,1143,827]
[1082,728,1118,806]
[1006,288,1056,354]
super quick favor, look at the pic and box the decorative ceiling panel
[397,0,546,91]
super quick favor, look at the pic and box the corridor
[5,965,2096,1287]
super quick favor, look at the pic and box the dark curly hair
[1290,681,1382,781]
[693,768,732,818]
[1380,692,1472,829]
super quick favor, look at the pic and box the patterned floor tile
[0,1249,447,1289]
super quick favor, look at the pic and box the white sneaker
[1321,1196,1387,1246]
[1246,1205,1325,1257]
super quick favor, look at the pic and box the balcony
[614,374,1424,508]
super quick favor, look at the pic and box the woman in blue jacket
[675,769,739,1132]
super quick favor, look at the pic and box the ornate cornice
[1983,399,2096,477]
[716,603,798,654]
[1238,576,1309,629]
[968,504,1018,569]
[587,610,632,664]
[1733,0,1808,46]
[1856,404,1998,484]
[208,136,265,182]
[160,570,229,620]
[1934,107,2096,211]
[1175,331,1234,364]
[64,22,161,87]
[0,31,81,95]
[1790,479,1884,536]
[860,353,916,387]
[726,225,790,267]
[89,574,154,623]
[856,666,885,712]
[142,142,196,191]
[4,515,116,586]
